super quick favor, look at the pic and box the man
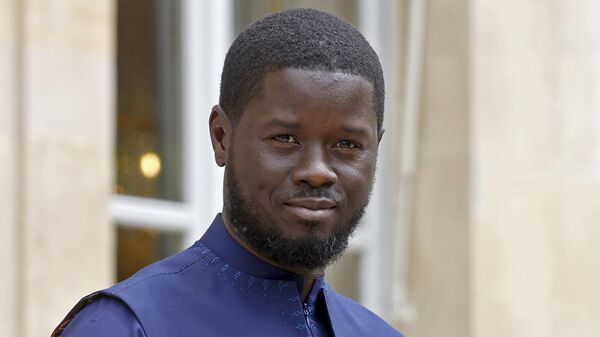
[54,8,403,337]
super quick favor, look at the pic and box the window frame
[111,0,232,246]
[110,0,416,322]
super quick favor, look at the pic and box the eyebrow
[266,118,373,136]
[340,124,371,137]
[267,118,301,129]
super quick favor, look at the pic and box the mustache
[282,187,341,203]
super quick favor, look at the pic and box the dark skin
[209,68,382,300]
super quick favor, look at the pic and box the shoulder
[106,242,211,297]
[58,295,145,337]
[326,288,404,337]
[55,243,215,336]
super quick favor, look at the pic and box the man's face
[220,68,380,271]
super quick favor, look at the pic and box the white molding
[393,0,427,324]
[357,0,394,317]
[111,195,193,231]
[180,0,231,246]
[356,0,421,321]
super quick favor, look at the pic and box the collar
[199,214,325,305]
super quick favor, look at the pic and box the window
[116,0,182,202]
[113,0,229,280]
[112,0,408,322]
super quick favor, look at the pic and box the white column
[470,0,600,336]
[408,0,471,336]
[15,1,114,336]
[0,0,21,335]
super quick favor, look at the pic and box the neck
[300,277,317,302]
[221,212,324,301]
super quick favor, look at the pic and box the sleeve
[59,296,146,337]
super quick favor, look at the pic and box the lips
[283,198,336,222]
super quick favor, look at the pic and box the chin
[275,214,338,238]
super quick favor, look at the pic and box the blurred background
[1,0,599,336]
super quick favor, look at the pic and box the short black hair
[219,8,385,132]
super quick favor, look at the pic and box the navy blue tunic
[54,215,403,337]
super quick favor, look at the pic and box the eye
[335,139,361,149]
[272,134,298,144]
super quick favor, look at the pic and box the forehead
[242,68,376,125]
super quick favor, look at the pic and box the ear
[209,105,231,167]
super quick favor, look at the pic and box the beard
[223,162,372,271]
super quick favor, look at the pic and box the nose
[291,145,338,187]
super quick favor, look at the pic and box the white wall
[407,1,470,336]
[0,0,20,336]
[0,1,115,336]
[408,0,600,336]
[470,1,600,336]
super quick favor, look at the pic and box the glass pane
[116,225,184,281]
[115,0,183,201]
[234,0,358,35]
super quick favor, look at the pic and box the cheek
[339,157,377,197]
[233,142,292,196]
[253,142,298,175]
